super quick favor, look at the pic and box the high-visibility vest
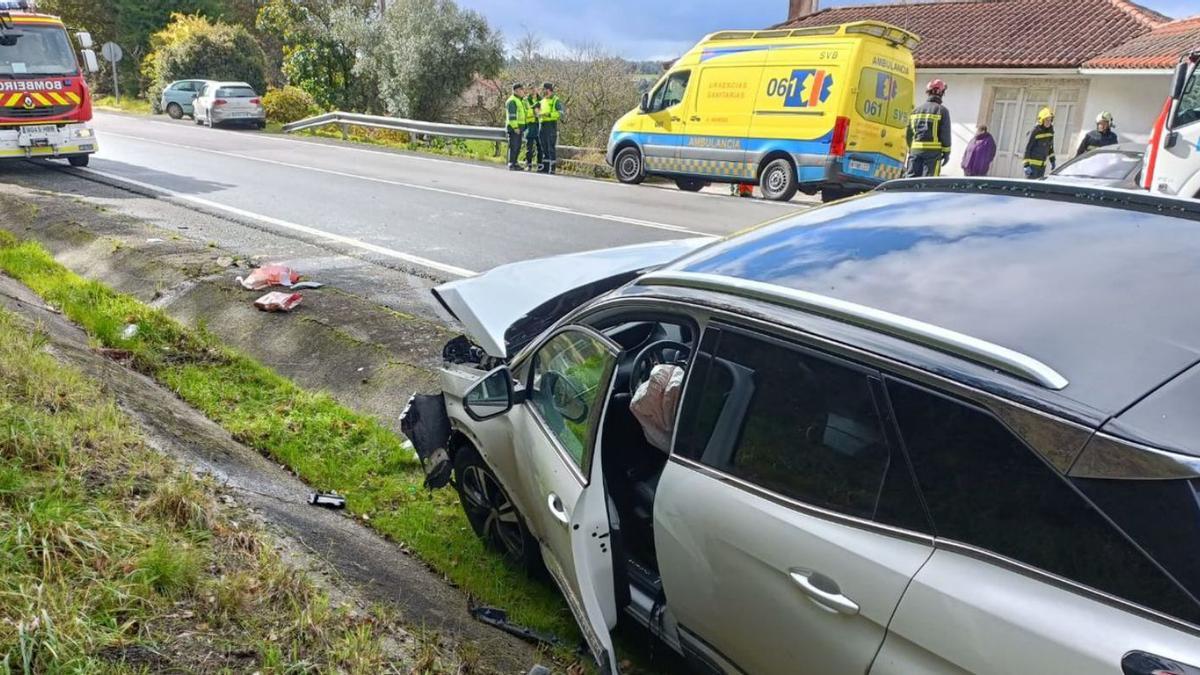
[505,95,523,129]
[539,95,561,123]
[518,97,534,126]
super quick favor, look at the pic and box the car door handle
[884,141,895,147]
[547,493,570,525]
[789,569,860,616]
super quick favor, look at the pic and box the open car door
[494,326,623,672]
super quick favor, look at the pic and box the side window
[677,327,896,521]
[650,71,691,112]
[528,330,617,476]
[1173,70,1200,128]
[887,379,1200,624]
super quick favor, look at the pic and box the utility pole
[379,0,386,15]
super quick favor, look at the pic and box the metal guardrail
[282,111,506,142]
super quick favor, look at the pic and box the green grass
[0,233,578,643]
[0,304,428,672]
[92,95,153,116]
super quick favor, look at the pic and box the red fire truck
[0,0,99,166]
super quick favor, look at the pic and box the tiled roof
[1084,16,1200,69]
[781,0,1171,69]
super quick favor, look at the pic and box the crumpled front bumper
[400,392,453,488]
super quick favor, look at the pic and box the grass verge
[0,305,423,672]
[92,96,154,116]
[0,231,577,641]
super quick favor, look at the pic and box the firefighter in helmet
[1023,107,1057,178]
[905,79,952,177]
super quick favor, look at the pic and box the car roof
[213,81,254,88]
[647,178,1200,421]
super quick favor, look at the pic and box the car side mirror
[1171,62,1188,101]
[464,367,516,421]
[81,49,99,74]
[541,371,588,423]
[1165,131,1180,149]
[639,92,650,113]
[76,31,93,49]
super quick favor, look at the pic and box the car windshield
[0,24,77,77]
[1057,151,1142,180]
[217,87,256,98]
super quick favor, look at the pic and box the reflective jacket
[539,95,563,123]
[505,95,523,130]
[906,97,952,155]
[1023,124,1056,168]
[1075,128,1118,157]
[525,94,541,125]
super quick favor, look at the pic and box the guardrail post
[339,123,349,141]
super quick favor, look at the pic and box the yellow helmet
[1038,107,1054,122]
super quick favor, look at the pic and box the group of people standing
[906,79,1120,179]
[505,82,564,173]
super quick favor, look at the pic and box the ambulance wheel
[759,158,798,202]
[675,177,706,192]
[615,147,646,185]
[68,155,89,168]
[166,103,184,120]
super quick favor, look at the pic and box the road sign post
[100,42,123,103]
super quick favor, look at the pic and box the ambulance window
[1173,70,1200,128]
[650,71,691,112]
[857,68,912,129]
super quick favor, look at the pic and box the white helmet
[1096,111,1114,126]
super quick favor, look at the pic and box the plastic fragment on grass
[253,292,303,313]
[236,264,301,290]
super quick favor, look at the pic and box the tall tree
[333,0,503,121]
[257,0,373,111]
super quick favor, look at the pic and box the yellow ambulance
[606,21,919,202]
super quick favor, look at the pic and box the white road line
[100,129,707,235]
[75,166,477,278]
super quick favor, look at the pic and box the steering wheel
[629,340,691,396]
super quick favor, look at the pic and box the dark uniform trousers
[524,121,541,168]
[906,151,945,177]
[539,122,558,173]
[507,126,523,167]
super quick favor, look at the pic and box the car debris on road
[237,263,301,290]
[253,291,303,312]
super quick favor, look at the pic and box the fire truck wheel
[68,155,89,168]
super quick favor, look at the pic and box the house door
[989,84,1081,177]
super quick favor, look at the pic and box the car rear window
[887,379,1200,624]
[1058,151,1142,180]
[217,87,257,98]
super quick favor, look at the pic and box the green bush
[263,86,318,124]
[142,14,269,104]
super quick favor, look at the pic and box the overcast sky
[455,0,1197,60]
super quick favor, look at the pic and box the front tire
[759,158,799,202]
[166,103,184,120]
[67,155,89,168]
[675,177,706,192]
[453,444,541,574]
[614,146,646,185]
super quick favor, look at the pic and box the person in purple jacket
[961,125,997,176]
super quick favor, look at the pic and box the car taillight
[213,99,227,107]
[831,116,850,157]
[249,98,261,105]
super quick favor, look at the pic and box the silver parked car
[1044,142,1145,190]
[403,178,1200,674]
[192,81,265,129]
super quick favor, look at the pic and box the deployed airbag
[630,364,684,453]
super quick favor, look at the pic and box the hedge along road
[72,111,807,277]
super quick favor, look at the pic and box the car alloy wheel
[453,445,540,572]
[166,103,184,120]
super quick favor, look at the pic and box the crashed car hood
[433,237,715,359]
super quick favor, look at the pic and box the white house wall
[911,70,1170,176]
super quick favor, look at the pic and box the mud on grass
[0,234,579,641]
[0,308,414,672]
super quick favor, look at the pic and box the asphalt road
[69,111,808,277]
